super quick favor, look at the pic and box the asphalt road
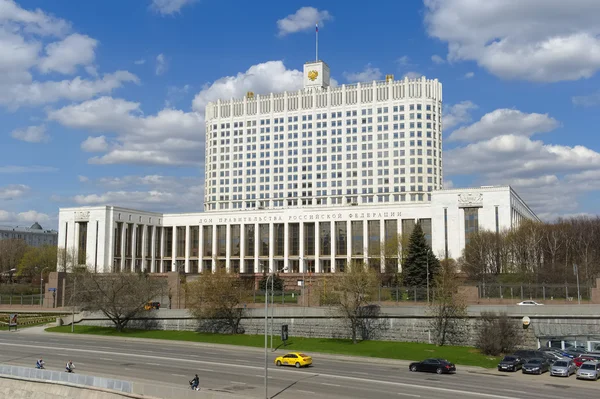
[0,330,599,399]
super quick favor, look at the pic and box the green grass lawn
[46,325,500,368]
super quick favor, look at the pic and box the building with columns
[57,60,539,274]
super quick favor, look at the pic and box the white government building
[58,59,538,274]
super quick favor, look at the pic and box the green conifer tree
[402,223,440,287]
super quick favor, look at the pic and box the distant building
[0,222,58,247]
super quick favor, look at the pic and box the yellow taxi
[274,352,312,368]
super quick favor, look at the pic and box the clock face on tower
[308,70,319,81]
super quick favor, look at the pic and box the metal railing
[476,283,593,301]
[0,294,43,306]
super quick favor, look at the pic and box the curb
[40,329,492,372]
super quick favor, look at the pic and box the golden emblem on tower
[308,70,319,81]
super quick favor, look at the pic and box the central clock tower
[303,60,330,89]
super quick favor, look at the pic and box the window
[351,221,363,255]
[320,222,331,256]
[335,221,347,255]
[464,208,479,245]
[202,226,213,257]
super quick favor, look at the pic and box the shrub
[476,311,523,356]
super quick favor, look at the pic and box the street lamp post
[426,254,430,304]
[270,273,274,351]
[264,273,273,399]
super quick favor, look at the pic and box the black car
[512,350,540,362]
[522,358,551,375]
[498,355,523,372]
[409,358,456,374]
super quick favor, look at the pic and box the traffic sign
[48,288,57,292]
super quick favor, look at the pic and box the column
[185,225,191,273]
[362,219,368,268]
[239,225,245,273]
[131,223,137,272]
[346,220,351,268]
[150,225,156,273]
[315,222,321,273]
[141,225,147,272]
[225,224,231,273]
[380,219,385,273]
[198,225,204,273]
[330,222,336,273]
[283,222,289,273]
[211,224,217,272]
[299,221,305,273]
[268,223,274,273]
[120,222,126,272]
[397,219,402,273]
[159,225,165,273]
[171,226,177,272]
[253,223,259,273]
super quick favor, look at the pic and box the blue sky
[1,0,600,228]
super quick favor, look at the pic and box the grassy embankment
[46,325,500,368]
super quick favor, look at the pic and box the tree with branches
[333,263,381,344]
[187,269,249,334]
[402,223,440,289]
[75,271,166,331]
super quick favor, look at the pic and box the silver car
[576,361,600,380]
[550,359,576,377]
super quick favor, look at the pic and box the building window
[401,219,415,239]
[289,223,299,256]
[217,225,227,257]
[114,222,123,258]
[443,208,448,260]
[136,225,144,258]
[177,226,186,258]
[190,226,199,258]
[351,221,363,256]
[304,223,315,256]
[230,225,240,257]
[495,206,499,234]
[274,224,284,257]
[202,226,213,257]
[335,221,347,256]
[259,224,269,257]
[146,226,153,257]
[418,219,432,248]
[164,227,172,258]
[125,224,133,257]
[154,227,162,258]
[244,224,255,257]
[77,222,88,266]
[319,222,331,256]
[464,208,479,245]
[367,220,380,257]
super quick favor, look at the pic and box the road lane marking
[321,383,341,387]
[171,373,186,377]
[99,358,112,361]
[0,342,521,399]
[147,363,161,366]
[296,390,315,394]
[398,394,421,398]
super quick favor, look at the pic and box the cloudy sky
[1,0,600,228]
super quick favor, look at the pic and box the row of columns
[113,219,413,274]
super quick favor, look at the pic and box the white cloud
[134,59,146,65]
[38,33,97,74]
[0,0,70,37]
[431,54,445,64]
[2,71,139,108]
[81,135,109,152]
[403,71,423,79]
[0,184,30,200]
[165,84,191,108]
[396,56,412,67]
[443,101,478,129]
[0,209,50,224]
[424,0,600,82]
[277,7,332,36]
[572,91,600,107]
[10,125,49,143]
[150,0,197,15]
[0,165,57,173]
[51,60,309,168]
[448,109,559,142]
[442,180,454,189]
[343,64,382,83]
[77,175,89,183]
[464,71,474,79]
[155,53,167,75]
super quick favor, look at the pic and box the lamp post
[426,254,430,304]
[574,264,581,305]
[264,272,273,399]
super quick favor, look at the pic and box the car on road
[497,355,523,372]
[574,355,599,368]
[576,361,600,380]
[274,352,312,368]
[409,358,456,374]
[550,359,577,377]
[517,300,543,306]
[522,358,550,375]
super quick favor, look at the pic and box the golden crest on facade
[308,70,319,81]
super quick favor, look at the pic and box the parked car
[538,351,560,365]
[550,359,577,377]
[274,352,312,368]
[522,358,551,375]
[409,359,456,374]
[517,300,543,305]
[576,361,600,380]
[498,355,523,372]
[574,356,597,368]
[513,350,542,362]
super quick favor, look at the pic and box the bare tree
[0,239,28,277]
[57,247,78,272]
[428,259,467,346]
[75,271,166,331]
[186,269,249,334]
[476,311,523,356]
[332,263,381,344]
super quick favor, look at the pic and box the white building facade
[57,60,539,274]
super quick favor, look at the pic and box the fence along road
[0,331,599,398]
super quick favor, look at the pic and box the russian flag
[316,23,318,33]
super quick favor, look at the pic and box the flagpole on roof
[316,22,319,62]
